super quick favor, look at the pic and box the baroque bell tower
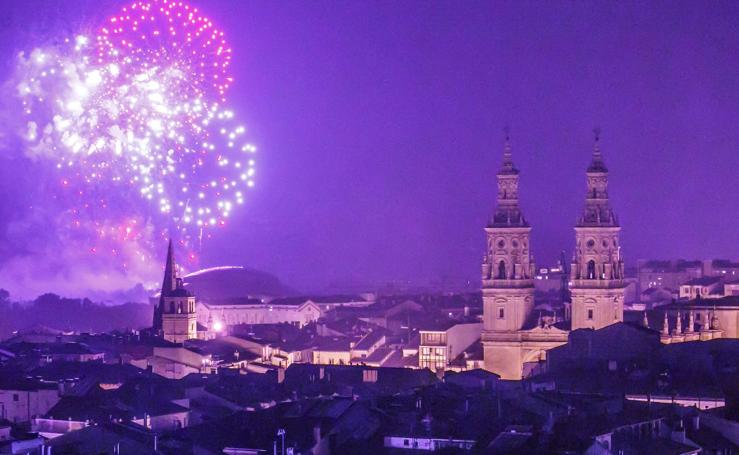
[570,134,625,330]
[482,135,536,378]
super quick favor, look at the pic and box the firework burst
[14,0,256,267]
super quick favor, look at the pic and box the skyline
[0,0,738,298]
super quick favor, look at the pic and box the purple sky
[1,1,738,294]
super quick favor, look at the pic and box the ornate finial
[710,305,720,330]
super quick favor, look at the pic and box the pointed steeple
[578,130,617,227]
[498,132,519,176]
[489,132,527,227]
[153,239,178,332]
[161,239,177,297]
[587,128,608,173]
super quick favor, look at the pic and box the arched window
[587,260,596,279]
[498,261,507,279]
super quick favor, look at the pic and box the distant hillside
[182,266,297,300]
[0,293,152,339]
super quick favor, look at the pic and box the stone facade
[483,135,625,380]
[156,241,198,344]
[570,138,625,331]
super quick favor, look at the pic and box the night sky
[0,0,738,297]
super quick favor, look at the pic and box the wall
[312,350,351,365]
[446,323,483,361]
[199,303,322,328]
[0,389,60,424]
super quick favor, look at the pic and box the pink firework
[97,0,233,103]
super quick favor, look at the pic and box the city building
[637,259,739,299]
[569,136,626,331]
[418,321,482,372]
[0,377,60,424]
[679,276,724,300]
[637,260,703,295]
[154,241,198,344]
[655,296,738,342]
[197,298,322,330]
[483,135,626,380]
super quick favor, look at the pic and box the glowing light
[16,0,257,257]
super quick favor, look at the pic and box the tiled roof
[683,276,722,286]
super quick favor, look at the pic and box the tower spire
[578,131,616,227]
[489,132,526,227]
[588,128,608,173]
[161,238,177,296]
[499,128,518,175]
[153,239,178,332]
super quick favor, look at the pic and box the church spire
[161,238,177,296]
[578,131,617,227]
[499,132,518,175]
[489,132,526,227]
[587,128,608,173]
[153,239,178,332]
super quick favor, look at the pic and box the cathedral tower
[570,135,625,330]
[482,136,537,378]
[155,240,198,343]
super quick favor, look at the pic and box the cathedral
[482,135,626,379]
[152,240,198,343]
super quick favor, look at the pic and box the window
[404,440,409,447]
[586,260,596,279]
[498,261,507,279]
[13,394,19,402]
[498,308,505,319]
[587,309,594,320]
